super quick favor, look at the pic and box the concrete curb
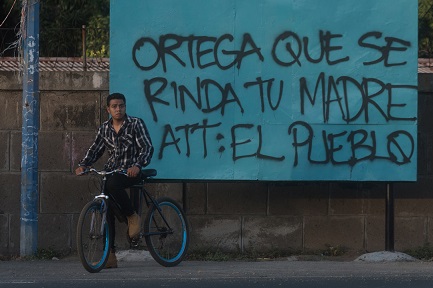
[115,250,153,262]
[115,249,419,263]
[354,251,418,262]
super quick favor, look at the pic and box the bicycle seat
[141,168,157,179]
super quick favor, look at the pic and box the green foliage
[86,15,110,58]
[405,243,433,260]
[34,248,61,260]
[419,0,433,57]
[321,244,347,257]
[39,0,109,57]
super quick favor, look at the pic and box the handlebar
[78,168,127,177]
[77,167,157,179]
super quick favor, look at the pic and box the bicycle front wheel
[144,197,189,267]
[77,200,112,273]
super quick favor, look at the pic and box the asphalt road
[1,255,433,288]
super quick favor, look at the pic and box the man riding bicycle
[75,92,154,268]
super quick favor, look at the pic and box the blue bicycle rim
[152,201,187,262]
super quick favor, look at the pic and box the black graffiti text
[144,77,245,122]
[299,72,418,123]
[272,30,350,67]
[132,33,264,72]
[288,121,415,167]
[231,124,286,161]
[358,32,411,67]
[158,119,222,159]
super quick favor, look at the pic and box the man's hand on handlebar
[75,166,88,176]
[127,166,140,178]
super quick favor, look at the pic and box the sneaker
[105,251,118,269]
[127,213,141,238]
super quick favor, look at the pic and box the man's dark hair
[107,93,126,106]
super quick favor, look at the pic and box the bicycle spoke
[144,198,189,267]
[77,201,111,273]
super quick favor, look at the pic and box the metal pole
[20,0,40,257]
[82,25,87,71]
[385,183,395,252]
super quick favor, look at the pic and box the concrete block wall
[1,70,432,257]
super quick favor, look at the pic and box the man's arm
[77,127,106,169]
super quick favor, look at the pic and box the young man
[75,92,154,268]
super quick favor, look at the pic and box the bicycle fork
[94,195,109,236]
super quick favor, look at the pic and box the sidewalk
[1,250,433,282]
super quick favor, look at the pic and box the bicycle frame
[86,168,174,240]
[77,167,189,271]
[131,185,175,238]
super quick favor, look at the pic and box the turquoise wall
[110,0,418,181]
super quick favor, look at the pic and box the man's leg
[105,173,141,238]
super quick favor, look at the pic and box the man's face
[107,99,126,121]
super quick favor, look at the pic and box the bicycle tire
[76,200,112,273]
[144,197,189,267]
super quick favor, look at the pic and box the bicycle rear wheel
[144,197,189,267]
[77,200,112,273]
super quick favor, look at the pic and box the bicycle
[76,168,190,273]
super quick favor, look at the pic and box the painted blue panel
[110,0,418,181]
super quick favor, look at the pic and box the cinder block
[145,182,183,205]
[418,92,433,131]
[394,177,433,217]
[39,91,101,131]
[428,216,433,245]
[365,216,385,252]
[71,131,111,172]
[0,173,20,214]
[329,183,365,215]
[0,213,19,256]
[185,183,207,215]
[9,213,20,255]
[39,71,109,91]
[0,91,21,130]
[419,74,433,93]
[304,216,364,251]
[38,214,72,252]
[207,182,267,215]
[243,216,303,253]
[0,214,8,255]
[10,131,21,171]
[366,215,425,253]
[394,216,427,251]
[99,91,110,125]
[361,183,386,215]
[323,182,386,216]
[269,182,328,216]
[0,72,22,90]
[40,172,96,214]
[71,131,107,171]
[417,131,433,176]
[71,214,79,252]
[39,132,71,171]
[0,131,9,171]
[188,215,241,252]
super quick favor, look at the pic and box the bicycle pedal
[130,238,140,248]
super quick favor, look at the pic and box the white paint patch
[92,73,103,88]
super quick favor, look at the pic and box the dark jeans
[106,173,140,250]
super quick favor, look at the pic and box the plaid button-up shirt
[79,115,154,170]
